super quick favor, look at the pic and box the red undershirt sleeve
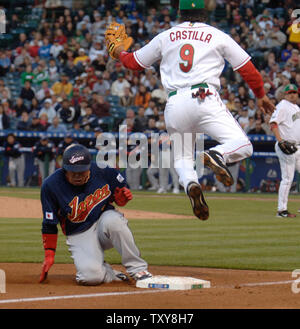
[236,61,265,99]
[119,51,144,71]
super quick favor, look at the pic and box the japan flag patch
[45,212,54,220]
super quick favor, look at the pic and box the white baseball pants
[164,87,253,191]
[66,209,148,285]
[275,143,300,212]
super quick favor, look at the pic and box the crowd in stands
[0,0,298,138]
[0,0,299,190]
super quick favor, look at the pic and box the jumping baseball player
[270,84,300,218]
[104,0,274,220]
[39,143,152,285]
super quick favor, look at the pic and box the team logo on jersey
[292,112,300,122]
[69,155,84,164]
[68,184,111,223]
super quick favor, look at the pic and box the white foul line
[0,289,170,305]
[0,280,294,305]
[239,280,294,287]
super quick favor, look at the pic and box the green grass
[1,189,300,271]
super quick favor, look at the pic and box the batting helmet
[62,144,91,172]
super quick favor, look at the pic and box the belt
[168,83,209,98]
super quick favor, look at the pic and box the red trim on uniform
[237,61,265,99]
[119,51,144,71]
[42,233,58,250]
[270,122,278,130]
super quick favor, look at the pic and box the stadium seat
[106,95,120,105]
[98,116,114,131]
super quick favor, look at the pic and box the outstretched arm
[237,61,275,115]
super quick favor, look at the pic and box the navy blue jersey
[41,162,127,236]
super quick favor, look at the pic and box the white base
[136,275,211,290]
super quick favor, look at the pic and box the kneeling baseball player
[39,143,152,285]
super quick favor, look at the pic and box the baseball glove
[105,22,133,60]
[278,140,298,155]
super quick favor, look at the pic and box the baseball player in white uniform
[105,0,274,220]
[270,84,300,218]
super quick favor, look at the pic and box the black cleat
[276,210,296,218]
[203,150,234,187]
[187,182,209,220]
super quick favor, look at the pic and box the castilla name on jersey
[68,184,111,223]
[170,30,212,43]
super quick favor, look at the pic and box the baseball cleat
[276,210,296,218]
[114,270,130,282]
[131,270,153,281]
[187,182,209,220]
[203,150,234,187]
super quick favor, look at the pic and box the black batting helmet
[62,144,91,172]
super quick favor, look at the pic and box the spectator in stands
[79,105,98,130]
[50,39,64,58]
[286,18,300,48]
[89,40,105,62]
[92,74,110,96]
[48,58,60,82]
[0,104,10,130]
[121,108,136,126]
[57,99,80,125]
[52,72,73,97]
[33,63,50,86]
[0,50,11,76]
[151,82,168,104]
[134,84,151,109]
[21,65,35,85]
[247,119,266,135]
[39,112,51,131]
[36,81,53,102]
[47,115,67,133]
[13,98,28,117]
[33,135,56,182]
[133,106,148,132]
[268,24,287,59]
[54,28,67,45]
[0,80,11,100]
[111,72,130,97]
[4,133,25,187]
[281,43,293,63]
[237,108,249,131]
[16,111,31,131]
[120,86,135,107]
[39,99,56,123]
[20,81,35,102]
[91,94,110,118]
[38,38,52,60]
[74,48,90,68]
[91,53,106,72]
[29,115,44,131]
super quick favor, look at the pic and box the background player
[270,84,300,218]
[39,143,152,285]
[105,0,275,220]
[4,133,25,187]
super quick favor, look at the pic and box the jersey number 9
[179,44,194,73]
